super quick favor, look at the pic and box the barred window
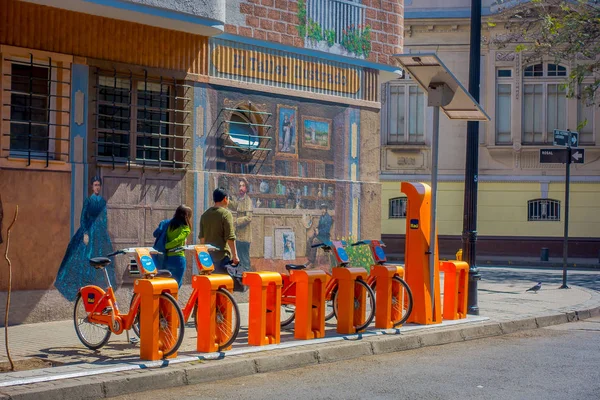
[94,70,191,170]
[389,197,407,219]
[2,54,71,165]
[528,199,561,221]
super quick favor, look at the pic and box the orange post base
[370,265,405,329]
[332,268,368,334]
[290,269,327,340]
[192,274,235,352]
[242,271,282,346]
[133,278,179,361]
[440,260,469,320]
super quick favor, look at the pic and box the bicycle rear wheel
[332,280,375,332]
[130,292,185,358]
[325,288,336,321]
[214,288,241,351]
[73,293,111,350]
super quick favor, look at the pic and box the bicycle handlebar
[172,244,220,253]
[311,242,329,249]
[351,240,386,247]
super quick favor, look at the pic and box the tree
[491,0,600,109]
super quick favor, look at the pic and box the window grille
[93,69,192,171]
[527,199,560,221]
[2,54,71,166]
[217,106,272,174]
[389,197,407,219]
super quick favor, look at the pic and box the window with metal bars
[527,199,560,221]
[94,70,191,170]
[2,54,71,165]
[388,197,407,219]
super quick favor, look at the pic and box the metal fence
[306,0,366,46]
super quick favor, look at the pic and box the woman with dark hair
[157,205,192,287]
[55,176,116,301]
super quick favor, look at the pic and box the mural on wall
[297,0,372,59]
[54,176,116,301]
[302,116,331,150]
[227,177,253,273]
[277,105,298,156]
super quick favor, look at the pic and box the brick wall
[225,0,403,65]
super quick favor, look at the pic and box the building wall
[224,0,403,65]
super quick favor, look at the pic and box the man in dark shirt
[199,188,239,274]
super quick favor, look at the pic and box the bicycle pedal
[101,306,113,315]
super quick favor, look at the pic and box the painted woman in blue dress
[55,176,116,301]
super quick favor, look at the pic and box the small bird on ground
[526,282,542,293]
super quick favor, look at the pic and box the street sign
[539,148,584,164]
[553,129,578,148]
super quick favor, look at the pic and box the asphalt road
[112,316,600,400]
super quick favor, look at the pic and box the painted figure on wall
[55,176,115,301]
[277,105,298,155]
[307,204,334,266]
[229,177,253,272]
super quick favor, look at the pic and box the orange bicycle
[350,239,413,327]
[280,240,376,332]
[74,247,184,358]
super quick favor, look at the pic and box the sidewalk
[1,271,599,400]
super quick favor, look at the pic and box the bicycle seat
[285,264,308,271]
[155,270,172,278]
[89,257,111,269]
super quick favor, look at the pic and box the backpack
[153,219,170,253]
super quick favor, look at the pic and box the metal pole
[463,0,482,315]
[429,106,440,314]
[560,145,571,289]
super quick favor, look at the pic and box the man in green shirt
[199,188,239,275]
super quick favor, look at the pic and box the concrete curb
[1,306,599,400]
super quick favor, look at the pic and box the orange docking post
[332,267,368,334]
[192,274,235,352]
[439,260,469,320]
[242,271,282,346]
[133,278,179,361]
[370,265,405,329]
[290,269,327,340]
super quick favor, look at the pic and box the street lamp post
[463,0,482,315]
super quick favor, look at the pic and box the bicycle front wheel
[73,293,111,350]
[391,276,413,327]
[332,280,375,332]
[213,288,241,350]
[130,292,185,358]
[280,303,296,327]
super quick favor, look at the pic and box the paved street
[112,316,600,400]
[479,266,600,292]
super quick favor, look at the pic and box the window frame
[527,198,561,222]
[521,62,569,145]
[0,46,72,167]
[495,68,513,145]
[94,69,191,170]
[388,197,407,219]
[385,80,426,145]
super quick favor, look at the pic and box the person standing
[228,178,253,273]
[161,205,192,287]
[199,188,239,274]
[55,176,115,301]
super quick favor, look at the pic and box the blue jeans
[164,255,186,287]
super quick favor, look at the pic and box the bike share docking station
[367,240,407,329]
[132,248,180,361]
[401,182,468,325]
[329,241,370,335]
[191,245,236,352]
[243,271,283,346]
[290,269,327,340]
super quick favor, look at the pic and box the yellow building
[380,1,600,259]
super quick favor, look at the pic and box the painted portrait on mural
[302,116,331,150]
[276,105,298,156]
[228,177,253,273]
[307,204,334,267]
[55,176,116,301]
